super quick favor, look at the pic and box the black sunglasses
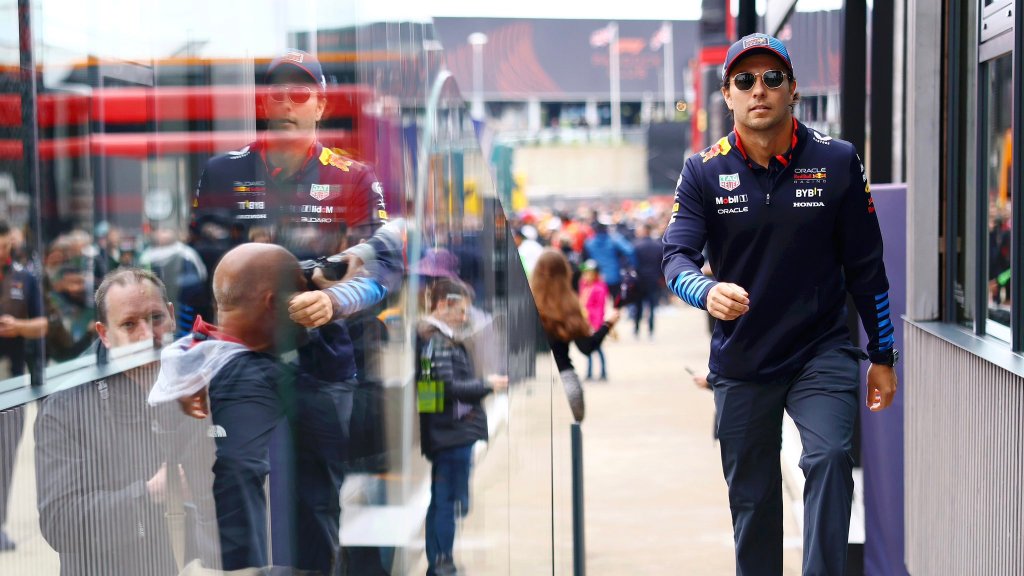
[268,84,315,104]
[730,70,789,91]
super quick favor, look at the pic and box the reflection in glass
[984,55,1013,339]
[0,4,563,574]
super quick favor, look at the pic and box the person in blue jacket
[583,216,635,303]
[662,33,898,575]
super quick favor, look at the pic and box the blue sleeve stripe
[874,293,888,302]
[875,300,890,312]
[878,325,895,339]
[876,308,890,320]
[326,277,388,316]
[670,272,712,310]
[878,318,892,330]
[878,335,895,349]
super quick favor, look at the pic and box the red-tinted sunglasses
[268,84,315,104]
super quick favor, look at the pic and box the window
[982,55,1014,340]
[954,0,1022,348]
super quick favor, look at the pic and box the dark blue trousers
[210,372,354,574]
[631,289,658,336]
[209,368,282,570]
[710,346,861,576]
[425,444,473,575]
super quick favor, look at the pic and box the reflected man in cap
[189,48,403,572]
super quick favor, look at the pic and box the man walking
[662,33,898,574]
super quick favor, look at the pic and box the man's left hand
[289,291,334,328]
[338,253,364,283]
[866,364,897,412]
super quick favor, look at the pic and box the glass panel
[983,54,1013,340]
[0,2,564,575]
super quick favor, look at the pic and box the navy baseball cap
[267,49,327,93]
[722,33,794,81]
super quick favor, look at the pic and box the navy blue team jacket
[192,139,392,381]
[662,119,895,381]
[193,138,387,260]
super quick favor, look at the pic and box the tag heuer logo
[310,184,331,201]
[719,173,740,191]
[742,36,768,49]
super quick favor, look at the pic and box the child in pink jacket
[578,260,609,380]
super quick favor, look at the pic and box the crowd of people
[511,201,673,387]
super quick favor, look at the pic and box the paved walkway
[578,301,803,575]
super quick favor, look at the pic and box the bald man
[163,243,353,574]
[166,244,300,571]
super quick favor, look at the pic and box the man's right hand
[178,388,209,419]
[706,283,750,321]
[288,290,335,328]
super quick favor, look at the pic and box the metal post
[18,0,43,387]
[662,22,675,118]
[870,0,895,184]
[840,0,867,154]
[468,32,488,121]
[571,422,585,576]
[609,23,621,142]
[737,0,757,37]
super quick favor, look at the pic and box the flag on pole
[650,22,672,51]
[590,23,615,48]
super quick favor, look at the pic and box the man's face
[721,52,796,133]
[264,69,326,137]
[96,281,174,349]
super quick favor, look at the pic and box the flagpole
[609,22,621,141]
[663,22,674,119]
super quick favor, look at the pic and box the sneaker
[0,530,15,552]
[434,555,459,576]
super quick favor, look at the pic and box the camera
[299,255,349,289]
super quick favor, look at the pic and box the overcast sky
[0,0,848,71]
[355,0,847,22]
